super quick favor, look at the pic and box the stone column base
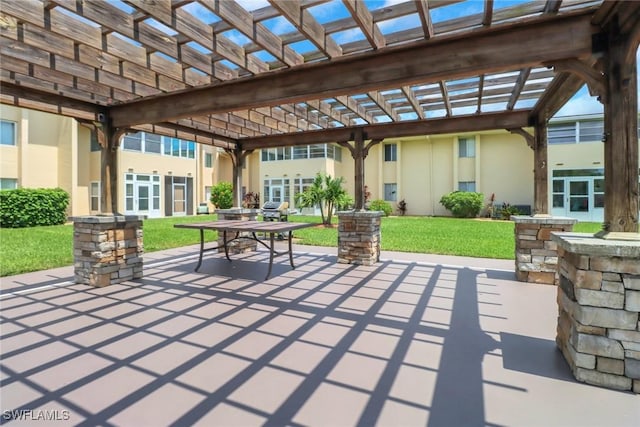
[215,208,260,254]
[552,232,640,393]
[337,210,383,265]
[512,215,577,285]
[73,215,144,287]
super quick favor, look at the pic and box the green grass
[0,215,606,277]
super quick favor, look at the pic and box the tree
[294,173,350,225]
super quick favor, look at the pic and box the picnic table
[174,220,314,279]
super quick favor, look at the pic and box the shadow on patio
[1,245,638,426]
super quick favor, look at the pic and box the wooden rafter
[439,81,452,117]
[507,67,532,110]
[367,91,399,122]
[416,0,434,38]
[342,0,385,49]
[476,75,485,113]
[108,13,595,127]
[402,86,425,119]
[269,0,342,59]
[483,0,494,26]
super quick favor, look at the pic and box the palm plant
[295,173,350,225]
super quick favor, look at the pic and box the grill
[261,201,289,222]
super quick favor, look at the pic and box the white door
[567,179,591,221]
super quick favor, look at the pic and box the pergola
[0,0,638,232]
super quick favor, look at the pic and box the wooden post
[353,131,365,210]
[509,127,548,215]
[94,119,123,215]
[338,130,382,211]
[227,148,254,208]
[602,19,639,233]
[533,120,549,215]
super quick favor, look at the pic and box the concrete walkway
[1,244,638,426]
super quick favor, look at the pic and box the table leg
[223,230,231,261]
[288,230,295,268]
[195,228,205,272]
[266,232,275,280]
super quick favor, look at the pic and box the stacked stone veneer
[73,216,144,287]
[512,216,577,285]
[215,208,259,254]
[552,232,640,393]
[337,211,383,265]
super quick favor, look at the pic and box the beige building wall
[549,141,604,170]
[478,132,534,207]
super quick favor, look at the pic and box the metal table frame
[174,220,314,279]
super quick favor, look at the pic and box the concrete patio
[1,244,638,426]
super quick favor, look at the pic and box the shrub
[210,182,234,209]
[0,188,70,228]
[499,203,522,220]
[369,199,393,216]
[439,191,484,218]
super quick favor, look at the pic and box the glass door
[568,179,590,221]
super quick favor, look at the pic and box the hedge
[439,191,484,218]
[0,188,70,228]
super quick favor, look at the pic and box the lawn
[0,215,603,277]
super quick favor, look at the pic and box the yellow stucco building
[1,105,637,222]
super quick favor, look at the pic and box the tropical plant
[369,199,393,216]
[294,173,349,225]
[439,191,484,218]
[397,199,407,216]
[499,203,522,220]
[210,181,234,209]
[242,191,260,208]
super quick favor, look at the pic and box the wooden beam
[109,12,595,128]
[239,110,530,150]
[477,75,485,113]
[507,68,531,110]
[0,81,103,121]
[551,59,606,102]
[530,72,585,123]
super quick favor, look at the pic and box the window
[123,133,142,151]
[384,144,397,161]
[578,120,604,143]
[261,145,341,162]
[593,178,605,208]
[90,182,100,211]
[163,137,196,158]
[548,123,576,144]
[384,183,397,201]
[145,133,162,154]
[552,179,564,208]
[458,138,475,158]
[0,178,18,190]
[458,181,476,192]
[1,120,16,146]
[205,152,213,168]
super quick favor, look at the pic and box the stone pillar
[216,208,260,254]
[512,215,577,284]
[337,211,383,265]
[73,215,144,287]
[552,232,640,393]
